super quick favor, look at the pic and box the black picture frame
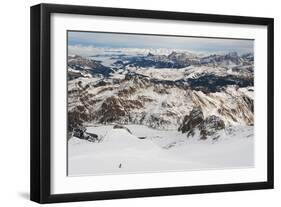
[30,3,274,204]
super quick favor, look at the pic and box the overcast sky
[68,31,254,54]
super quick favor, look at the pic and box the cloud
[68,31,254,54]
[68,45,102,56]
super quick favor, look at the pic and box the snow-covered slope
[67,48,254,176]
[68,125,253,176]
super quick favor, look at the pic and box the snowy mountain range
[67,49,254,141]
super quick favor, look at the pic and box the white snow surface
[68,125,254,176]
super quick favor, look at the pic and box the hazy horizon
[68,31,254,55]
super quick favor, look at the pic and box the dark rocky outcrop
[242,96,254,112]
[179,107,225,140]
[187,74,253,93]
[72,126,99,142]
[199,115,225,140]
[178,107,204,136]
[84,132,99,142]
[72,127,86,139]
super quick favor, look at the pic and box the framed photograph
[30,3,274,203]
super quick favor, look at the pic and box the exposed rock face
[199,115,225,140]
[242,95,254,112]
[98,96,143,124]
[68,73,253,131]
[72,127,86,138]
[72,127,99,142]
[84,132,99,142]
[187,74,253,93]
[178,107,226,140]
[167,51,193,67]
[178,107,204,136]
